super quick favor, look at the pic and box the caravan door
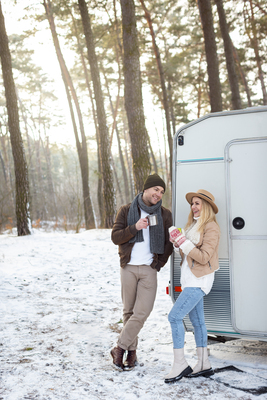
[226,138,267,338]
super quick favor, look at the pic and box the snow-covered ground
[1,229,267,400]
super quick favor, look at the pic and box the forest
[0,0,266,234]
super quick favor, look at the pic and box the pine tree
[120,0,151,193]
[78,0,116,227]
[0,1,31,235]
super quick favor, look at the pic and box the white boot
[164,348,193,383]
[188,347,214,378]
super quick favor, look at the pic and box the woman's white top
[129,208,153,266]
[175,218,215,295]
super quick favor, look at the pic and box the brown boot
[124,350,137,371]
[110,346,125,371]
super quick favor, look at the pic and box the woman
[165,189,220,384]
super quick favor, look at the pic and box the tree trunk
[147,134,158,174]
[197,0,222,112]
[163,129,170,187]
[197,53,204,118]
[43,136,57,220]
[63,72,93,228]
[111,155,124,206]
[245,0,267,104]
[120,0,151,193]
[43,0,95,229]
[0,148,7,183]
[0,132,14,205]
[214,0,242,110]
[78,0,116,228]
[35,136,47,220]
[139,0,172,180]
[123,117,135,200]
[102,69,130,204]
[68,6,103,227]
[0,2,31,235]
[17,91,38,219]
[232,45,252,107]
[167,80,176,137]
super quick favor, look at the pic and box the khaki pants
[117,264,157,351]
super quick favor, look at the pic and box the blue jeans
[168,287,207,349]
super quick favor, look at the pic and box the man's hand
[136,217,149,230]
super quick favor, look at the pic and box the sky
[1,0,167,153]
[2,0,78,146]
[1,227,267,399]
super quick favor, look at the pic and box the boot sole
[124,360,138,371]
[165,366,193,383]
[111,363,124,372]
[187,368,214,378]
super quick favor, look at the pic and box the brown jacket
[111,203,173,271]
[180,221,220,278]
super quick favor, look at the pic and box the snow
[1,229,267,400]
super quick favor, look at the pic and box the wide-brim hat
[185,189,218,214]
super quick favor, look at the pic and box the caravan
[169,106,267,341]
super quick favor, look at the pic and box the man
[111,173,173,371]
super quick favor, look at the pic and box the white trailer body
[171,106,267,341]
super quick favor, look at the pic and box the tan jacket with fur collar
[180,221,220,278]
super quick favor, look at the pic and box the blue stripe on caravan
[177,157,224,163]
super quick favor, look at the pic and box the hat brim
[185,192,218,214]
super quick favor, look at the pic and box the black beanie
[143,173,166,192]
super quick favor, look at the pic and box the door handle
[232,217,245,230]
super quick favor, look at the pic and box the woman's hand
[175,233,187,247]
[169,226,187,247]
[169,226,182,243]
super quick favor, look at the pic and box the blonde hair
[184,197,219,234]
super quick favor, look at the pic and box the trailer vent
[173,254,237,337]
